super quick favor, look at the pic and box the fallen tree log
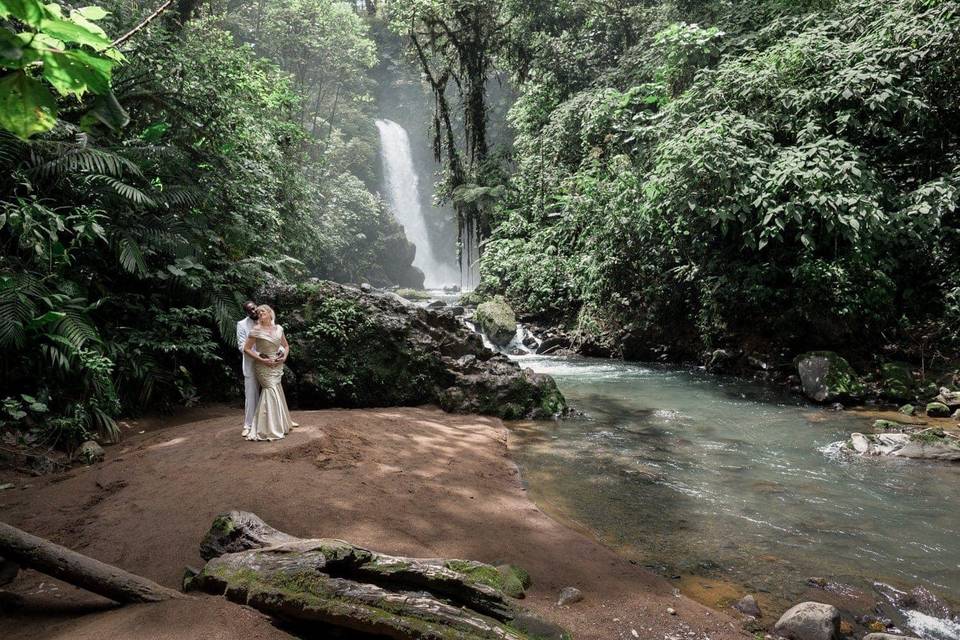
[190,511,566,640]
[0,520,186,603]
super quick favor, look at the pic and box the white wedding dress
[246,325,296,441]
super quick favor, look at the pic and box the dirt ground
[0,405,748,640]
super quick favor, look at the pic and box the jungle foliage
[0,0,404,447]
[449,0,960,364]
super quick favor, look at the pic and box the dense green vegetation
[394,0,959,369]
[3,0,958,449]
[0,0,412,446]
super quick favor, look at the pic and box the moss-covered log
[190,511,565,640]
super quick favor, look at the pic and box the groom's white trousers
[244,374,260,428]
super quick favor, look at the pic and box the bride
[242,304,297,441]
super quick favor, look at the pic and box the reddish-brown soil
[0,405,748,640]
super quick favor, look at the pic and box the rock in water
[474,296,517,347]
[849,433,872,454]
[794,352,864,403]
[734,594,762,617]
[862,634,922,640]
[557,587,583,606]
[926,401,951,417]
[257,280,565,420]
[773,602,841,640]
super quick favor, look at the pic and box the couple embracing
[236,300,298,441]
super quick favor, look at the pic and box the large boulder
[794,352,864,403]
[773,602,840,640]
[926,401,951,417]
[257,280,565,419]
[474,296,517,347]
[773,602,841,640]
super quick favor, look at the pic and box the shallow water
[509,355,960,633]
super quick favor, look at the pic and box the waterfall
[375,119,461,289]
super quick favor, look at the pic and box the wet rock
[667,607,677,615]
[76,441,105,464]
[557,586,583,606]
[734,594,762,617]
[795,352,864,403]
[426,300,446,309]
[706,348,743,373]
[898,404,915,416]
[926,401,950,417]
[850,433,872,454]
[807,577,828,589]
[474,296,517,347]
[873,419,903,430]
[773,602,841,640]
[536,335,570,355]
[521,335,538,349]
[894,586,954,619]
[359,283,372,293]
[862,634,922,640]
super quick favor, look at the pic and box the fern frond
[118,236,149,276]
[87,175,156,207]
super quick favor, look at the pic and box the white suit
[237,316,260,433]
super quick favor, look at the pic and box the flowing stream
[375,119,462,288]
[507,354,960,638]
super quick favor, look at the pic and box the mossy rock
[475,296,517,347]
[879,362,916,400]
[395,288,432,301]
[926,402,951,418]
[873,419,903,431]
[898,404,915,416]
[793,351,865,403]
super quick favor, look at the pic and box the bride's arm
[279,329,290,363]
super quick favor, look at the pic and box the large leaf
[0,70,57,139]
[38,17,111,51]
[0,0,47,26]
[41,48,113,96]
[73,6,108,21]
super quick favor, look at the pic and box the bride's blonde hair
[255,304,275,324]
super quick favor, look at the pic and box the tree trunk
[190,511,560,640]
[0,520,186,603]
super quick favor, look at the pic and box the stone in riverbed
[794,352,864,403]
[862,634,923,640]
[898,404,915,416]
[734,594,761,617]
[926,401,951,417]
[849,433,872,454]
[474,296,517,347]
[773,602,841,640]
[557,586,583,606]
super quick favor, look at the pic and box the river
[507,354,960,639]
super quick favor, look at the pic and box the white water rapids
[375,118,462,289]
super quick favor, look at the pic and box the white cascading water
[375,119,462,289]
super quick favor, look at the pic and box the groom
[237,300,260,437]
